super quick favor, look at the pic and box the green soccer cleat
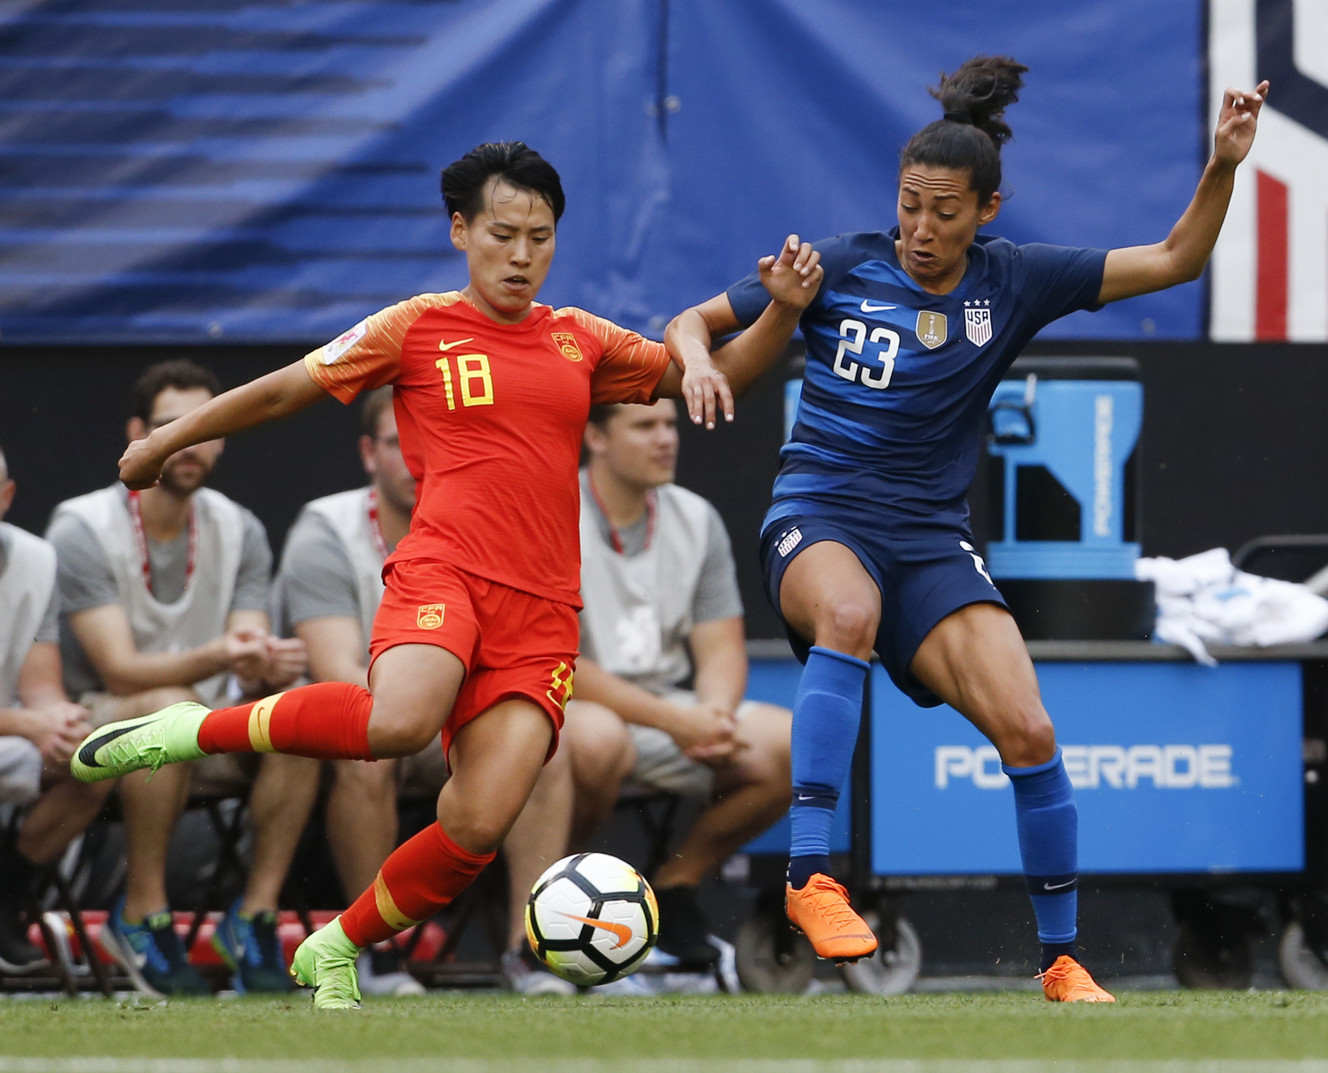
[70,701,210,783]
[290,917,362,1010]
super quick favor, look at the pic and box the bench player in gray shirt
[0,445,112,974]
[47,361,308,997]
[567,399,793,972]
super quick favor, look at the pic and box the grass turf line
[0,992,1325,1064]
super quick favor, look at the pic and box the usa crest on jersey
[964,302,993,346]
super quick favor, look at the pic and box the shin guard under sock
[197,681,375,760]
[1004,747,1079,969]
[788,646,869,890]
[340,823,495,948]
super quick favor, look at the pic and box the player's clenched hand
[670,702,738,765]
[759,234,822,312]
[261,636,309,690]
[1213,81,1268,168]
[27,703,93,766]
[119,436,167,491]
[680,355,735,431]
[224,626,271,683]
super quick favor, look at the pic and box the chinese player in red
[72,142,823,1008]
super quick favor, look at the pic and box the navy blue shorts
[760,504,1008,707]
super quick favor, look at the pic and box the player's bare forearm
[1100,159,1237,304]
[295,617,371,689]
[93,642,231,696]
[709,296,806,398]
[120,360,329,490]
[1099,82,1267,305]
[689,617,747,715]
[660,235,820,426]
[572,658,679,732]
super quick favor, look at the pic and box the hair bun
[943,110,973,125]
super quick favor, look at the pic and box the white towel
[1135,548,1328,665]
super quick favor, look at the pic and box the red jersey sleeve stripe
[305,295,450,403]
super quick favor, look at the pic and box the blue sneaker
[212,900,293,993]
[101,899,210,997]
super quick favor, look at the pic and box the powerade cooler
[984,356,1154,640]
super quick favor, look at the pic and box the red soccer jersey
[304,292,670,606]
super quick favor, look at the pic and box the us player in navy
[665,55,1268,1001]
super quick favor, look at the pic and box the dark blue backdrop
[0,0,1203,344]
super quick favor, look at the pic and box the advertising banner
[1,0,1205,344]
[869,660,1304,876]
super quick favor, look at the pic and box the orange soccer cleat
[785,874,878,963]
[1037,955,1116,1002]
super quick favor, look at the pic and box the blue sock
[1003,747,1079,971]
[787,646,869,890]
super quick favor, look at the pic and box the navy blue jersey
[728,229,1106,524]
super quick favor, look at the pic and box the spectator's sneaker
[101,899,210,997]
[652,885,720,969]
[290,917,361,1010]
[357,943,425,997]
[1038,955,1116,1003]
[0,902,45,974]
[500,946,577,996]
[71,702,209,783]
[212,900,293,993]
[785,874,878,963]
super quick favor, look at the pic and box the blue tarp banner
[0,0,1203,344]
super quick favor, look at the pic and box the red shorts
[368,559,578,761]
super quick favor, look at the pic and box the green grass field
[1,991,1327,1072]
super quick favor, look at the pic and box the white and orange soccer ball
[525,852,659,986]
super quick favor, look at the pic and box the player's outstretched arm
[1098,81,1268,305]
[660,234,821,428]
[119,359,331,489]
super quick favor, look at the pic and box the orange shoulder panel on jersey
[304,292,468,404]
[558,307,671,406]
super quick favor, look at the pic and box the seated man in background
[274,387,630,996]
[566,400,793,969]
[45,360,310,996]
[0,445,114,974]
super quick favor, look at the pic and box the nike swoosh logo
[437,337,475,352]
[859,300,897,313]
[1042,879,1077,892]
[561,911,633,949]
[77,720,152,768]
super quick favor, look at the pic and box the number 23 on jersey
[834,318,898,390]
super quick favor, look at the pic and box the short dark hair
[130,359,223,421]
[585,403,618,430]
[440,141,566,224]
[359,385,394,438]
[899,55,1028,205]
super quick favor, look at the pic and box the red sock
[340,823,495,947]
[197,681,375,760]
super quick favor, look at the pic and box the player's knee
[365,706,439,758]
[563,700,634,785]
[737,703,792,785]
[815,600,878,657]
[438,800,508,854]
[996,711,1057,768]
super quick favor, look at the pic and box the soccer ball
[525,852,659,986]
